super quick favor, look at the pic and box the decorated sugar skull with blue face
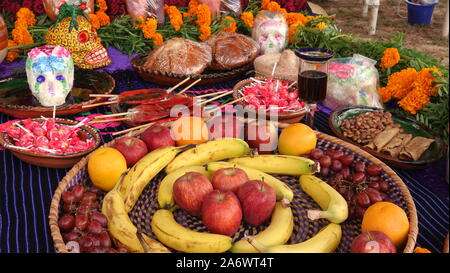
[25,45,74,107]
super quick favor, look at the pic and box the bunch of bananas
[101,137,348,253]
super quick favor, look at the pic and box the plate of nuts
[329,106,446,169]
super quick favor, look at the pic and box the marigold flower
[288,23,299,43]
[11,27,34,46]
[222,16,237,32]
[97,0,108,12]
[142,18,158,39]
[262,0,271,9]
[398,88,430,115]
[194,4,211,27]
[386,68,418,99]
[151,33,164,46]
[286,12,307,26]
[315,21,326,31]
[165,5,183,31]
[95,10,110,26]
[411,67,441,96]
[135,16,145,29]
[240,12,254,28]
[6,40,19,62]
[199,24,211,41]
[381,48,400,71]
[266,1,287,15]
[88,13,100,29]
[378,87,392,103]
[16,8,36,27]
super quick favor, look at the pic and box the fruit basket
[49,127,418,253]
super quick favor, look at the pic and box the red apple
[140,124,175,151]
[111,136,148,167]
[237,180,276,226]
[207,115,244,140]
[350,231,397,253]
[201,190,242,236]
[211,167,249,193]
[245,120,278,154]
[172,172,214,216]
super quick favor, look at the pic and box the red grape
[90,247,108,253]
[63,231,81,243]
[75,214,89,231]
[369,182,380,191]
[91,235,101,248]
[344,190,354,201]
[331,150,344,160]
[310,148,324,160]
[62,203,76,214]
[333,172,344,182]
[320,167,330,177]
[340,167,351,180]
[338,187,347,196]
[79,236,94,252]
[58,215,75,231]
[369,176,381,182]
[340,154,354,166]
[356,192,371,207]
[98,231,112,248]
[88,221,103,235]
[352,172,366,184]
[106,248,120,253]
[355,206,367,218]
[88,186,103,195]
[379,181,390,192]
[71,184,85,202]
[77,204,91,216]
[326,149,336,156]
[354,162,366,173]
[319,155,332,168]
[331,160,343,172]
[80,199,99,210]
[366,164,382,176]
[62,191,75,204]
[365,188,383,204]
[91,212,108,228]
[82,192,97,202]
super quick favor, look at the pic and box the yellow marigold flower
[381,48,400,71]
[88,13,100,29]
[16,8,36,26]
[222,16,237,32]
[286,13,307,26]
[97,0,108,12]
[413,247,432,253]
[95,10,110,26]
[6,40,19,62]
[240,12,254,28]
[315,21,326,31]
[165,5,183,31]
[398,88,430,115]
[199,24,211,41]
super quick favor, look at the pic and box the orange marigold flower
[262,0,271,9]
[288,23,299,43]
[135,16,145,29]
[151,33,164,46]
[165,5,183,31]
[266,1,287,15]
[286,12,307,26]
[95,10,110,26]
[88,13,100,29]
[240,12,254,28]
[6,40,19,62]
[16,8,36,26]
[381,48,400,71]
[412,67,441,96]
[194,4,211,27]
[413,247,432,253]
[189,0,200,10]
[97,0,108,12]
[142,18,158,39]
[222,16,237,32]
[199,24,211,41]
[398,88,430,115]
[11,27,34,46]
[378,87,392,103]
[386,68,418,99]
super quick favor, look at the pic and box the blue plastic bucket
[405,0,438,25]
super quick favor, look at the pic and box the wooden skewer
[216,96,249,110]
[82,100,120,108]
[197,90,234,106]
[166,77,191,94]
[112,121,157,136]
[89,94,117,98]
[94,112,130,119]
[195,90,231,99]
[90,117,129,123]
[178,78,202,95]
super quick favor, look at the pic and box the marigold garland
[381,48,400,71]
[240,12,254,28]
[221,16,237,32]
[164,5,183,31]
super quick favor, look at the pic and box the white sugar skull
[252,11,288,55]
[25,45,74,107]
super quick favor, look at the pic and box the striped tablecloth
[0,59,448,253]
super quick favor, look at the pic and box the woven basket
[49,129,418,253]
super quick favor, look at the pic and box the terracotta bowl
[0,118,101,168]
[232,77,307,124]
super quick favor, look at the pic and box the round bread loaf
[143,38,212,75]
[205,32,260,70]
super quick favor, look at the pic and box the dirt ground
[314,0,449,66]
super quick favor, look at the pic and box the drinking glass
[295,48,334,128]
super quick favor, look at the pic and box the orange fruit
[87,147,128,191]
[170,116,209,146]
[362,202,410,249]
[277,123,317,155]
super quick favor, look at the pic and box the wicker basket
[49,129,418,253]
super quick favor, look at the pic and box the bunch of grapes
[308,148,392,220]
[58,184,128,253]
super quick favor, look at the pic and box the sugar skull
[45,2,110,69]
[25,45,74,107]
[252,11,288,55]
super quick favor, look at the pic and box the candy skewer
[178,79,202,95]
[166,77,191,94]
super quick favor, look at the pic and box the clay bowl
[0,118,101,168]
[232,77,307,124]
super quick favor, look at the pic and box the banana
[119,146,182,212]
[230,202,294,253]
[165,138,250,174]
[247,223,342,253]
[228,155,320,176]
[151,209,232,253]
[157,165,211,209]
[299,175,348,223]
[101,186,170,253]
[206,161,293,202]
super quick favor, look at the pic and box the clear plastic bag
[125,0,165,24]
[323,54,383,111]
[220,0,242,16]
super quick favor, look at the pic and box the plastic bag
[220,0,242,16]
[252,11,288,55]
[323,54,382,111]
[125,0,165,24]
[43,0,94,21]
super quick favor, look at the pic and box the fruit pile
[0,119,95,154]
[307,147,392,219]
[58,184,128,253]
